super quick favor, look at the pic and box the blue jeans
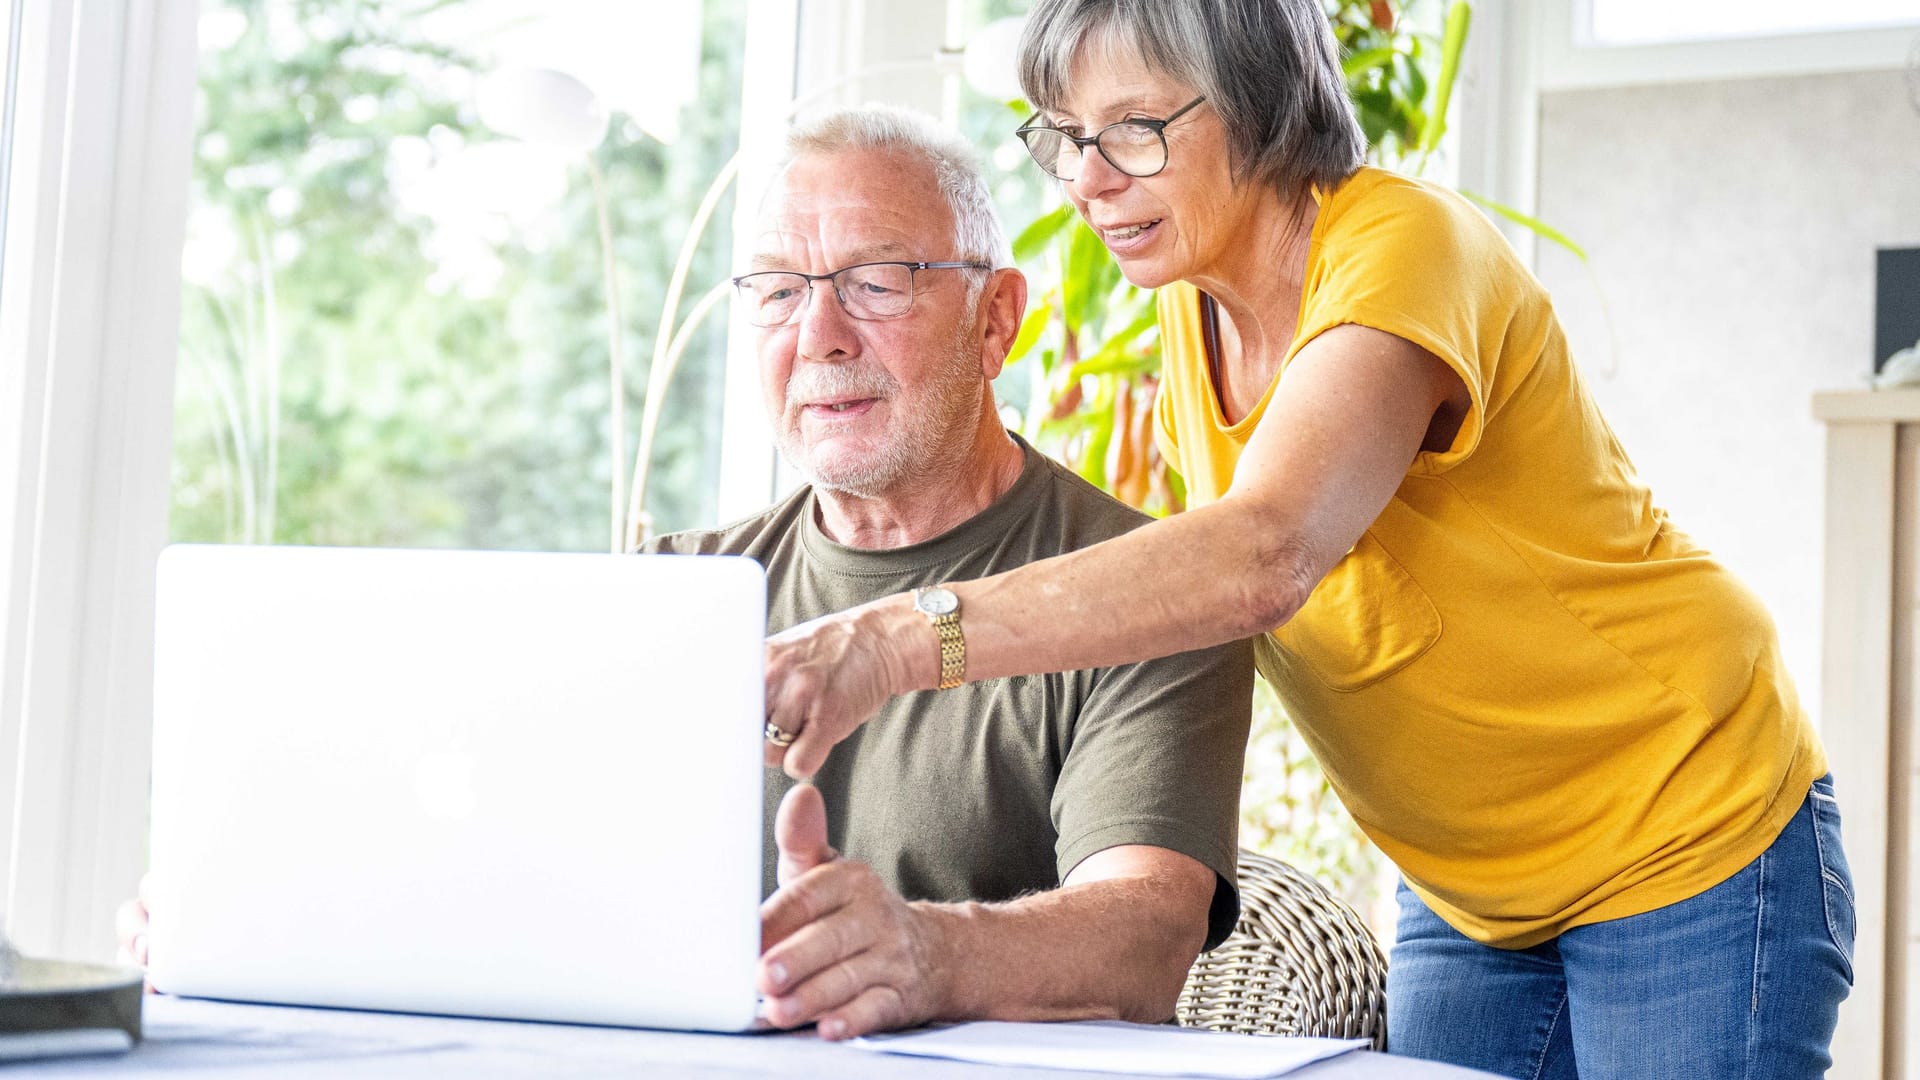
[1386,775,1855,1079]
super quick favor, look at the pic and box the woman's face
[1043,45,1240,290]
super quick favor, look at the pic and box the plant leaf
[1341,45,1394,79]
[1419,0,1471,153]
[1062,219,1111,330]
[1398,49,1427,110]
[1070,350,1160,380]
[1013,204,1074,263]
[1067,307,1161,380]
[1458,189,1588,261]
[1077,380,1116,489]
[1006,303,1053,367]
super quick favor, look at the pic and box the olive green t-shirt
[648,438,1253,949]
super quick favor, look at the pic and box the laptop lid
[147,544,766,1032]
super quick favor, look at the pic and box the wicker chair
[1176,848,1388,1049]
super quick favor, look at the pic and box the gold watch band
[929,611,965,690]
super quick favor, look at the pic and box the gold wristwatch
[912,585,966,690]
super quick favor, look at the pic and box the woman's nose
[1068,144,1129,202]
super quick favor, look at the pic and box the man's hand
[757,784,950,1040]
[114,874,158,991]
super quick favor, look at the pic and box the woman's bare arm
[766,323,1468,778]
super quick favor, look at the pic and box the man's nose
[794,278,860,361]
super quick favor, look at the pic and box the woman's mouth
[1100,219,1163,253]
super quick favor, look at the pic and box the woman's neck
[1184,185,1319,363]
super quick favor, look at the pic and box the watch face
[916,586,958,616]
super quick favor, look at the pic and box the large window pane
[0,0,19,303]
[172,1,751,552]
[1587,0,1920,46]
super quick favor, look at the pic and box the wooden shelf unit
[1816,388,1920,1079]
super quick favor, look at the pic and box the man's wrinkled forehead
[748,151,941,271]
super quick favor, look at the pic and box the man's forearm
[916,873,1210,1024]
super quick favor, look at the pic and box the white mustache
[786,365,898,406]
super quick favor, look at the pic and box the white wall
[1532,68,1920,725]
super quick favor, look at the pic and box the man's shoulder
[640,486,811,559]
[1014,446,1157,552]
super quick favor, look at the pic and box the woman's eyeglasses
[1015,96,1207,181]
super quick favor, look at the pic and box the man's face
[749,148,990,498]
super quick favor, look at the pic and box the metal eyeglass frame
[730,260,991,327]
[1014,95,1208,181]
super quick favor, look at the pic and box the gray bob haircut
[784,104,1012,270]
[1017,0,1365,199]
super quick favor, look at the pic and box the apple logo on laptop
[414,749,478,822]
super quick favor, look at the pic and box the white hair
[782,104,1012,271]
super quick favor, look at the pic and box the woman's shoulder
[1321,167,1493,247]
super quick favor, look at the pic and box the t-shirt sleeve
[1051,635,1256,951]
[1292,183,1518,475]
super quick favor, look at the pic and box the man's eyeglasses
[731,261,990,328]
[1015,96,1207,182]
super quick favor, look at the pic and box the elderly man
[644,104,1252,1041]
[119,106,1252,1042]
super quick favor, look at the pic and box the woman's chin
[1114,259,1178,291]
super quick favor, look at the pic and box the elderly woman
[761,1,1852,1075]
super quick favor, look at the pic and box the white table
[11,996,1503,1078]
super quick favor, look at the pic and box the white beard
[773,320,984,500]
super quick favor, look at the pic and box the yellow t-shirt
[1155,166,1824,948]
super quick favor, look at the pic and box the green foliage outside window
[172,0,748,551]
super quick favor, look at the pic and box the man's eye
[764,285,799,302]
[857,281,897,296]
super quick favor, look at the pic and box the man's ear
[978,267,1029,382]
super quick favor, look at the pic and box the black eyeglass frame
[1014,95,1208,181]
[729,260,992,328]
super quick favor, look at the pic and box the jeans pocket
[1809,777,1857,983]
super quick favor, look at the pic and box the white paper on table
[849,1020,1365,1078]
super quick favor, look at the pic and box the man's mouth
[803,397,879,417]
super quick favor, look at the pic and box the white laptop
[147,544,768,1031]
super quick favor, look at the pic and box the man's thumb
[775,783,836,887]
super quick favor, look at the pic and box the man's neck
[813,424,1027,550]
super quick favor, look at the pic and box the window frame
[714,0,802,523]
[0,0,198,960]
[715,0,956,519]
[1544,0,1920,90]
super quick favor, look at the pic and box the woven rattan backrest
[1176,849,1387,1049]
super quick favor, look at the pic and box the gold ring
[764,721,798,747]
